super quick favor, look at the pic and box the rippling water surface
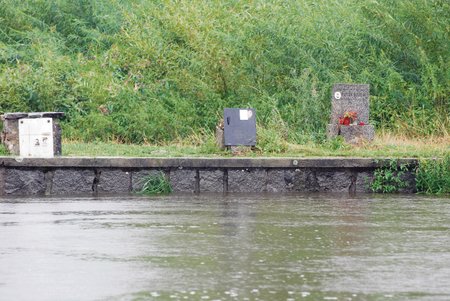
[1,194,449,301]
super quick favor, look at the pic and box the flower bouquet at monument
[339,111,357,126]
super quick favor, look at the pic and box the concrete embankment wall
[0,157,418,196]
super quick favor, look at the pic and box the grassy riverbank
[1,135,447,158]
[60,134,448,158]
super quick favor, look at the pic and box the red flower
[358,121,365,126]
[338,111,358,125]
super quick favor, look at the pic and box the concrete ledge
[0,157,418,168]
[0,157,419,196]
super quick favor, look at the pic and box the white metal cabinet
[18,118,54,158]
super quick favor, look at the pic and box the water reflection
[0,194,449,300]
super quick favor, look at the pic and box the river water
[0,194,449,301]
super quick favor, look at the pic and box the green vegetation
[138,171,172,195]
[416,154,450,194]
[0,144,7,155]
[1,0,448,145]
[61,135,448,158]
[371,159,409,193]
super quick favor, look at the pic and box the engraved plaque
[330,84,370,125]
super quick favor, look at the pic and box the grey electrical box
[223,108,256,146]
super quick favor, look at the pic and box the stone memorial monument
[326,84,375,144]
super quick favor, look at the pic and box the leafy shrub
[371,159,409,193]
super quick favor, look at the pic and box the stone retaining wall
[0,157,418,196]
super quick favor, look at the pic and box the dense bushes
[1,0,448,144]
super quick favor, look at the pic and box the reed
[0,0,448,144]
[416,154,450,194]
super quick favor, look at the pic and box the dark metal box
[223,108,256,146]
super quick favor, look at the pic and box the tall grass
[1,0,448,144]
[416,154,450,194]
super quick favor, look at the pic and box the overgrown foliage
[416,154,450,194]
[371,159,409,193]
[1,0,448,146]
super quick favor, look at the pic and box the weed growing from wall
[371,159,409,193]
[416,154,450,194]
[138,171,172,195]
